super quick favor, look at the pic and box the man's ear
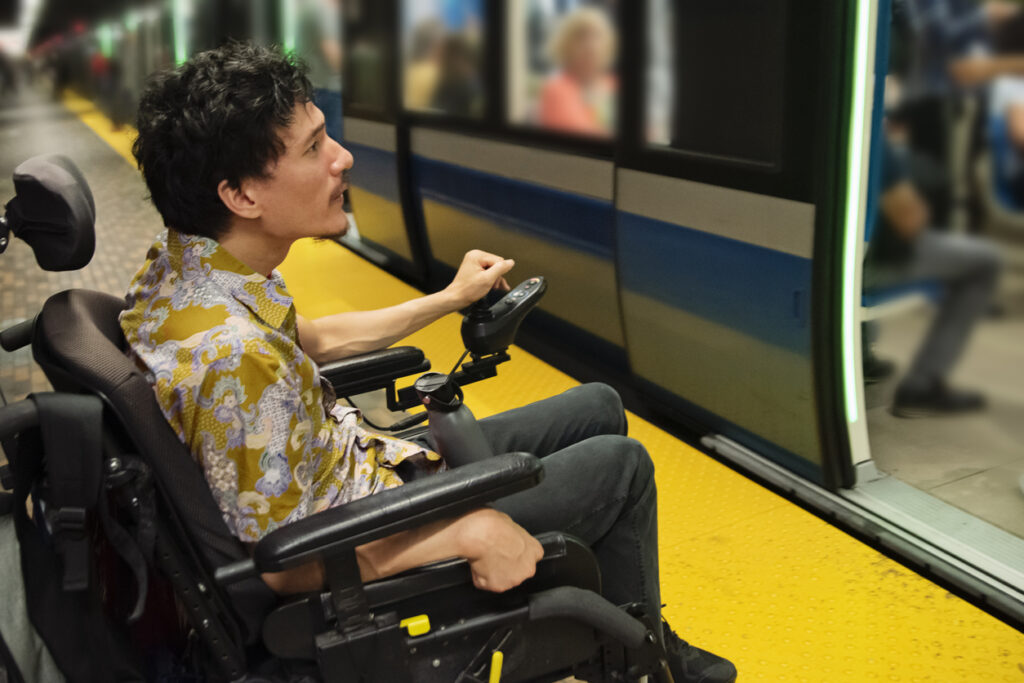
[217,179,262,220]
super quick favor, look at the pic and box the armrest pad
[253,452,542,572]
[319,346,430,397]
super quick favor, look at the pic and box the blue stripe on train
[346,142,401,204]
[617,211,813,355]
[411,155,615,259]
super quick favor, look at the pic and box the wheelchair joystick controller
[415,372,495,468]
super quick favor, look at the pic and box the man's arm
[296,250,514,363]
[261,507,544,594]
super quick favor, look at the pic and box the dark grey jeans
[413,383,661,620]
[864,232,1001,391]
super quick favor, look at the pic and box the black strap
[33,392,104,592]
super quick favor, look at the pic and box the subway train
[24,0,1024,630]
[336,0,1024,629]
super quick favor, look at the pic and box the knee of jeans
[580,382,627,435]
[972,241,1003,282]
[613,435,655,499]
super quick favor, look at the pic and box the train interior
[1,0,1023,679]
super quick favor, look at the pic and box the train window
[342,0,392,114]
[646,0,787,168]
[506,0,618,138]
[401,0,486,118]
[294,0,343,140]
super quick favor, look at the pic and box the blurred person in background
[538,6,617,137]
[864,126,1002,417]
[0,48,17,97]
[889,0,1021,225]
[404,19,444,110]
[430,33,482,117]
[299,0,344,143]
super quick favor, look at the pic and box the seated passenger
[864,136,1002,416]
[120,43,735,683]
[537,7,617,137]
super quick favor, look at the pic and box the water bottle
[415,372,495,467]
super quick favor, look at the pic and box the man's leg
[490,433,736,682]
[899,232,1001,395]
[475,383,627,456]
[491,434,658,610]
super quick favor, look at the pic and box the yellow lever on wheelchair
[399,615,431,636]
[489,650,503,683]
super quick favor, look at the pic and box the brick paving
[0,89,163,402]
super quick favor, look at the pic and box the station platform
[1,89,1023,681]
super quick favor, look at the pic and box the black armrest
[319,346,430,397]
[252,452,542,573]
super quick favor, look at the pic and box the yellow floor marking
[62,91,138,165]
[71,98,1024,682]
[280,237,1024,682]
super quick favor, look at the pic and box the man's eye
[309,141,319,154]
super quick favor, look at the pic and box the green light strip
[281,0,297,53]
[173,0,188,65]
[98,23,113,58]
[841,0,873,425]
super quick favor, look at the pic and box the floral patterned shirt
[120,229,441,542]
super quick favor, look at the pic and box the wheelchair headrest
[4,154,95,271]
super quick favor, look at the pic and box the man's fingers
[487,258,515,280]
[468,249,504,267]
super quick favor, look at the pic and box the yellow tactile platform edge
[68,97,1024,682]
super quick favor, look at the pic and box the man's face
[251,100,353,241]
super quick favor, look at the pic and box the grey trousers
[864,232,1001,391]
[413,383,662,621]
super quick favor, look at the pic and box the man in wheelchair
[119,41,735,683]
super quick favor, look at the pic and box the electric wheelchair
[0,155,674,682]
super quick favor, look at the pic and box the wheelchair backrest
[30,288,276,645]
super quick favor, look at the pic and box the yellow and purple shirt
[120,229,441,542]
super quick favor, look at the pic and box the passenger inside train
[122,40,736,683]
[862,0,1024,528]
[537,7,617,137]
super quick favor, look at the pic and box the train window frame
[616,0,825,204]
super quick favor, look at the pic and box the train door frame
[834,0,1024,628]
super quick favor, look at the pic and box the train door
[615,0,845,483]
[400,0,626,364]
[839,0,1024,622]
[339,0,427,282]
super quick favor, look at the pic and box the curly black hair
[133,41,313,240]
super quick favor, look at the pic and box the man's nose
[329,138,353,175]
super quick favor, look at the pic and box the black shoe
[662,622,737,683]
[892,381,986,418]
[864,354,896,384]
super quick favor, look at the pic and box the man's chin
[314,215,349,240]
